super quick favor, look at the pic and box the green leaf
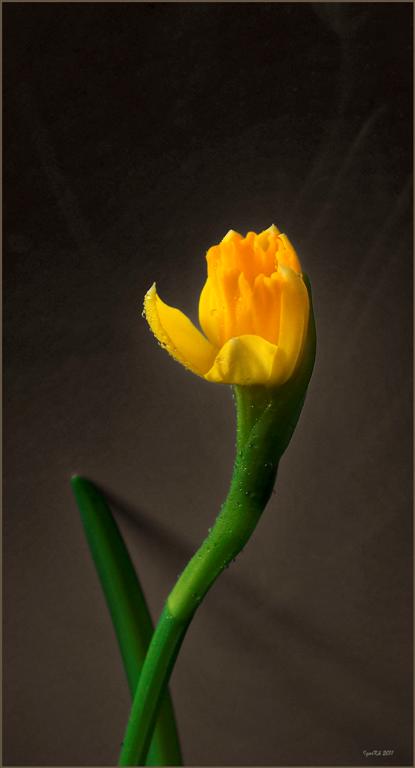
[71,475,182,766]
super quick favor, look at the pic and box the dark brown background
[4,2,413,766]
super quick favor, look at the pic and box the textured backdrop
[4,3,413,766]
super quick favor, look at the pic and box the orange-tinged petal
[234,272,255,336]
[251,272,281,344]
[144,284,217,376]
[204,335,289,386]
[257,225,281,266]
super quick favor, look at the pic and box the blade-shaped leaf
[71,475,182,766]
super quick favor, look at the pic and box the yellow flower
[144,225,310,387]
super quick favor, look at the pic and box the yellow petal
[204,335,289,386]
[221,229,243,244]
[144,284,217,376]
[198,277,223,348]
[277,234,302,274]
[257,223,281,250]
[277,266,309,378]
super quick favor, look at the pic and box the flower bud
[144,225,310,388]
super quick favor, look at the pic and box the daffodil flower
[118,225,316,767]
[144,225,309,386]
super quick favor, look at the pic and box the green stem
[119,390,281,766]
[71,476,182,766]
[119,604,188,768]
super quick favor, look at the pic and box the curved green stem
[119,392,282,766]
[71,476,182,766]
[119,604,188,767]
